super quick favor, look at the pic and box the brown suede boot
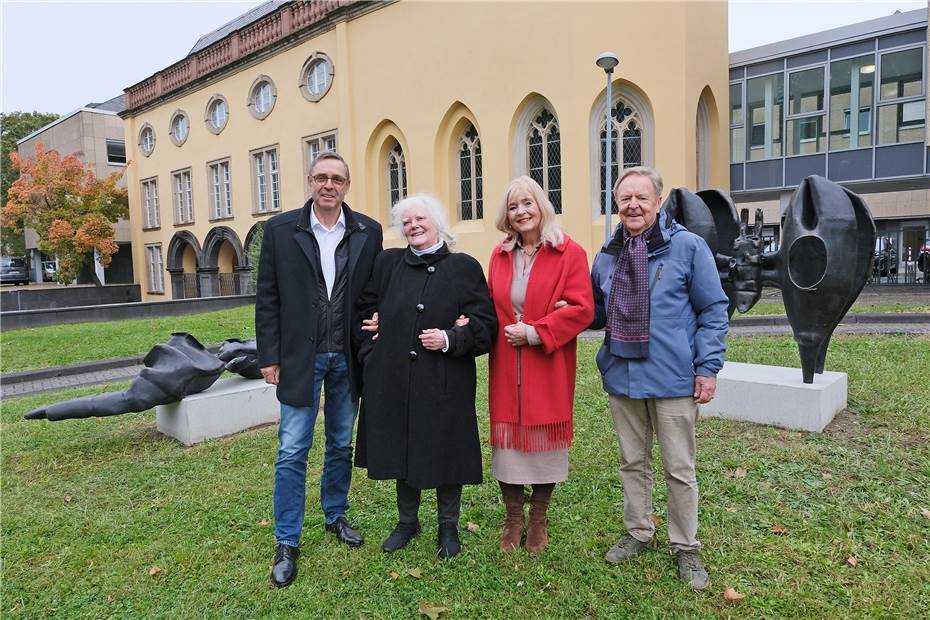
[498,482,525,553]
[525,483,554,555]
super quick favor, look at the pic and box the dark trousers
[396,480,462,525]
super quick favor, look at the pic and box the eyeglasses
[312,174,348,188]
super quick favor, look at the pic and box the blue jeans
[274,352,358,547]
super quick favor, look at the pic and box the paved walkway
[1,364,143,398]
[2,313,927,400]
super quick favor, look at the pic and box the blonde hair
[495,176,564,252]
[390,193,456,247]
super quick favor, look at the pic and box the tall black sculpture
[25,333,225,421]
[664,175,875,383]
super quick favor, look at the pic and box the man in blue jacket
[256,152,383,588]
[591,166,728,590]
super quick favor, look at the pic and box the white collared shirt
[310,206,346,299]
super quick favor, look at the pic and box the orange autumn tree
[1,144,128,285]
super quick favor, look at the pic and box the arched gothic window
[387,141,407,207]
[458,124,483,220]
[527,108,561,213]
[599,99,644,214]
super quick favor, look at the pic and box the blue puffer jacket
[591,211,729,399]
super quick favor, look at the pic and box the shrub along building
[729,8,930,283]
[120,0,729,301]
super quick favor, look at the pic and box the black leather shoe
[270,544,299,588]
[382,521,421,553]
[325,516,364,547]
[437,523,460,559]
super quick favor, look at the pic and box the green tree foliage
[1,111,60,254]
[247,223,264,286]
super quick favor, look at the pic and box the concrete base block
[156,377,279,446]
[700,362,847,432]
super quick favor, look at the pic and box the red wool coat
[487,234,595,452]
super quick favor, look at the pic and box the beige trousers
[608,394,700,552]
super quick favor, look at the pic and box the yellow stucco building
[121,0,730,300]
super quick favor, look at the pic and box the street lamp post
[596,52,619,244]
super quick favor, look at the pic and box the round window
[139,124,155,156]
[299,53,334,102]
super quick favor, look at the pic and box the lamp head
[596,52,619,72]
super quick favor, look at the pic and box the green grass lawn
[3,300,928,374]
[0,305,255,373]
[744,301,930,316]
[3,335,928,618]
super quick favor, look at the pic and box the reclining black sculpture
[216,338,262,379]
[663,175,875,383]
[24,334,261,421]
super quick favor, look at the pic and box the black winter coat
[255,201,383,406]
[354,245,497,489]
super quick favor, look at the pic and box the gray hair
[309,151,350,180]
[495,176,564,252]
[613,165,663,197]
[390,193,456,247]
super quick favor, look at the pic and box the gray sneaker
[675,549,710,590]
[605,534,654,564]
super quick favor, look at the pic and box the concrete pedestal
[700,362,847,432]
[156,377,279,446]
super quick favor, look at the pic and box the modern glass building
[729,8,929,281]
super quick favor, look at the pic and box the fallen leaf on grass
[821,473,832,480]
[148,565,162,576]
[466,521,480,533]
[222,452,230,460]
[408,568,422,579]
[846,555,858,568]
[734,466,748,478]
[723,587,745,602]
[770,524,787,535]
[725,507,738,513]
[64,494,73,503]
[258,519,270,526]
[388,571,400,580]
[650,513,663,526]
[418,601,450,619]
[921,508,930,520]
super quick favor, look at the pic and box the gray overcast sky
[2,0,928,115]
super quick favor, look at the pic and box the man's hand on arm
[261,364,280,385]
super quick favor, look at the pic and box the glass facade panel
[730,126,745,163]
[787,116,826,155]
[829,55,874,150]
[880,48,923,100]
[746,73,784,160]
[877,101,926,144]
[729,83,742,124]
[788,67,824,114]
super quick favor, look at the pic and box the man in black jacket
[256,152,383,588]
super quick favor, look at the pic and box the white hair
[613,165,664,197]
[390,193,456,247]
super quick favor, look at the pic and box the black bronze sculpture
[664,175,875,383]
[216,338,262,379]
[25,333,225,421]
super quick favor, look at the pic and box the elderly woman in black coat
[355,194,496,559]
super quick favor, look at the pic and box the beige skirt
[492,446,569,484]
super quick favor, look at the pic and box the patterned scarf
[606,221,656,358]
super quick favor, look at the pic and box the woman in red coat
[487,176,594,555]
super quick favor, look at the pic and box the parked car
[42,261,57,282]
[873,236,897,277]
[0,256,30,285]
